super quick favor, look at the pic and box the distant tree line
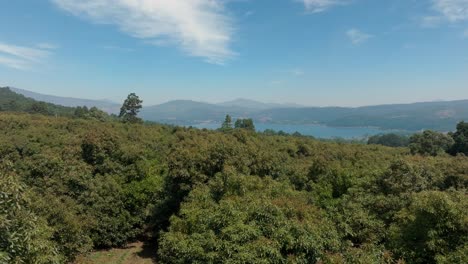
[219,114,256,132]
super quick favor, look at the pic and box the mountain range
[8,87,468,131]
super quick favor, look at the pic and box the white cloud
[0,42,52,70]
[432,0,468,22]
[51,0,235,64]
[299,0,347,13]
[464,28,468,37]
[0,42,50,62]
[346,28,373,45]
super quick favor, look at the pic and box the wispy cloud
[346,28,373,45]
[464,28,468,37]
[0,42,50,62]
[432,0,468,22]
[421,1,468,34]
[298,0,348,13]
[0,56,30,70]
[51,0,235,64]
[0,42,52,70]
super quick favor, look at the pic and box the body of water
[190,123,393,139]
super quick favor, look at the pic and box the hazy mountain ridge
[217,98,304,110]
[6,87,468,131]
[11,87,121,114]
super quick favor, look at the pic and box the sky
[0,0,468,106]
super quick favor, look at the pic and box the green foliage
[0,162,61,264]
[158,173,340,263]
[390,191,468,264]
[409,130,454,156]
[119,93,143,123]
[79,174,138,248]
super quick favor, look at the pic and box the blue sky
[0,0,467,106]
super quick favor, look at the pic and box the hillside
[0,87,77,116]
[0,87,113,121]
[11,87,121,114]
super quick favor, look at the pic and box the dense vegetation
[1,106,467,263]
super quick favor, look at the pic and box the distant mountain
[10,87,120,114]
[254,100,468,131]
[5,87,468,131]
[143,99,468,131]
[140,100,254,124]
[217,98,303,110]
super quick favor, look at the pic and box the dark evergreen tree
[220,114,233,131]
[119,93,143,123]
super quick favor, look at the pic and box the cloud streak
[52,0,235,64]
[346,28,373,45]
[299,0,348,13]
[0,42,52,70]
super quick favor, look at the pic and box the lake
[190,123,393,139]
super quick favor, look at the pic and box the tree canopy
[0,110,467,264]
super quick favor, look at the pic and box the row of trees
[220,114,256,132]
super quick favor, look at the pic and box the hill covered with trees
[0,87,114,121]
[1,107,467,263]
